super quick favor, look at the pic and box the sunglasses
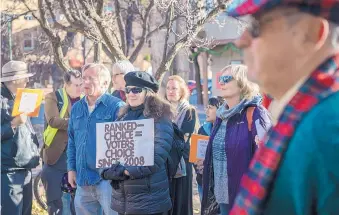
[125,87,144,94]
[219,75,233,84]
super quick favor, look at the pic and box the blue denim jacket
[67,93,125,186]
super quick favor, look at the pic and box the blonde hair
[165,75,200,130]
[221,64,260,100]
[166,75,190,102]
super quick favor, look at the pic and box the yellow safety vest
[43,88,69,147]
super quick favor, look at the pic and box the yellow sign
[12,88,43,117]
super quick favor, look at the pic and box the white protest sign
[196,139,208,160]
[19,92,39,113]
[96,118,154,168]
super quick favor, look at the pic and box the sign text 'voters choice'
[96,118,154,168]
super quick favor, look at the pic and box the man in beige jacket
[41,70,82,215]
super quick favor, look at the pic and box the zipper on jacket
[122,180,127,215]
[146,177,151,192]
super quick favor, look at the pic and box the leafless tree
[20,0,231,80]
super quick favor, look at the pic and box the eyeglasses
[219,75,233,84]
[247,11,301,38]
[125,87,144,94]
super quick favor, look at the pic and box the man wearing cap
[111,60,135,102]
[41,70,82,215]
[67,63,124,215]
[224,1,339,215]
[1,61,40,215]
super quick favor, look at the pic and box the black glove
[111,180,120,190]
[102,164,128,181]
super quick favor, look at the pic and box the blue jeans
[1,170,32,215]
[41,152,75,215]
[74,180,117,215]
[198,184,203,202]
[219,203,230,215]
[62,193,75,215]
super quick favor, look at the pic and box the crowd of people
[1,1,339,215]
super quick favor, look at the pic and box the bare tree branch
[114,0,126,54]
[79,0,127,61]
[161,2,174,64]
[45,0,75,32]
[145,15,182,40]
[94,0,104,62]
[155,3,227,80]
[22,0,70,71]
[129,0,155,63]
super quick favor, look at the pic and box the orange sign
[12,88,43,117]
[189,134,210,163]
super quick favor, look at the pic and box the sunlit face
[235,7,311,95]
[82,68,105,97]
[219,69,241,99]
[126,86,146,107]
[14,77,29,89]
[65,76,82,99]
[166,80,181,103]
[112,68,126,90]
[205,105,217,123]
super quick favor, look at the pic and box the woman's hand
[102,164,128,180]
[196,159,204,174]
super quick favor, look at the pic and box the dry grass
[32,200,48,215]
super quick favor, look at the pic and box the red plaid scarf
[230,54,339,215]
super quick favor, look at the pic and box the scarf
[216,96,262,121]
[230,54,339,215]
[173,100,190,129]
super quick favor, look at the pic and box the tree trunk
[82,36,86,63]
[173,0,189,80]
[200,52,209,106]
[193,52,203,105]
[94,42,102,63]
[52,42,70,72]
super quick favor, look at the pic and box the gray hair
[82,63,111,84]
[112,60,135,75]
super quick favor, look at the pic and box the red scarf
[231,54,339,215]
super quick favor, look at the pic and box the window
[23,33,34,50]
[231,60,243,65]
[24,13,34,20]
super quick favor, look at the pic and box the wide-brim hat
[226,0,339,24]
[124,71,159,93]
[1,60,34,82]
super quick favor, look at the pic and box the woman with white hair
[200,65,272,215]
[111,60,136,102]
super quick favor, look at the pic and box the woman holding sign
[165,75,199,215]
[101,71,174,215]
[200,65,272,215]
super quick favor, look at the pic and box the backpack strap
[55,89,64,112]
[246,106,255,131]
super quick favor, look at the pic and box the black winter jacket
[1,85,40,172]
[110,105,173,214]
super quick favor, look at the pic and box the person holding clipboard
[1,61,40,215]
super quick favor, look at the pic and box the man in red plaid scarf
[224,1,339,215]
